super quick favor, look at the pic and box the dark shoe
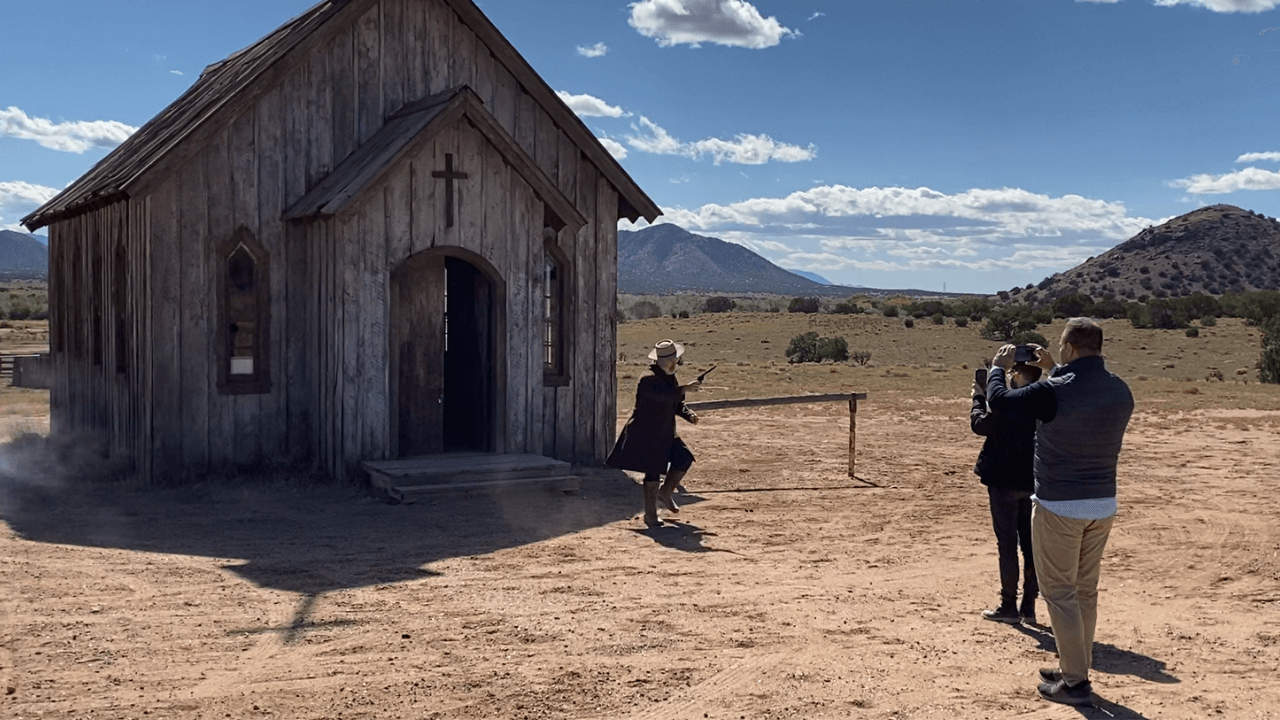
[1038,679,1093,707]
[981,607,1021,624]
[1021,613,1038,626]
[1039,667,1062,683]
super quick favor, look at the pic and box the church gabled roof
[23,0,659,231]
[284,85,586,234]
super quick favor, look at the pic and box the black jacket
[970,394,1037,492]
[607,365,697,475]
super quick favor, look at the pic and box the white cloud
[577,42,609,58]
[629,0,797,49]
[170,70,184,76]
[0,106,137,154]
[626,117,816,164]
[0,180,60,231]
[807,12,826,20]
[1236,151,1280,163]
[598,137,628,160]
[1079,0,1280,10]
[652,184,1154,277]
[1169,167,1280,194]
[555,91,630,118]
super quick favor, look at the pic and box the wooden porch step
[362,453,577,501]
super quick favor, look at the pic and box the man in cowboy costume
[607,339,702,526]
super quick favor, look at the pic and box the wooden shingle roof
[22,0,659,231]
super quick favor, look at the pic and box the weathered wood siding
[43,0,622,483]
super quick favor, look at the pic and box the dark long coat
[607,365,697,475]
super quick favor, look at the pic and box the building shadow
[0,467,639,600]
[1013,622,1180,684]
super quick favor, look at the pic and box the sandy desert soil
[3,316,1280,719]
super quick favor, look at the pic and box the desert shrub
[630,300,662,320]
[903,317,915,328]
[997,290,1011,301]
[954,316,969,328]
[831,302,863,314]
[786,332,849,363]
[1051,293,1093,319]
[850,350,872,366]
[1126,303,1153,329]
[1011,330,1049,347]
[882,305,900,317]
[980,305,1044,342]
[678,310,689,319]
[1200,315,1217,327]
[1261,316,1280,384]
[932,312,945,325]
[788,296,820,314]
[1084,298,1129,320]
[702,296,736,313]
[1185,327,1200,338]
[1221,290,1280,325]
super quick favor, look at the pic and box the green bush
[903,317,915,328]
[702,296,736,313]
[786,332,850,363]
[1200,315,1217,327]
[931,313,945,325]
[831,302,863,314]
[678,310,689,319]
[1185,327,1200,338]
[1052,293,1093,319]
[1260,316,1280,384]
[954,316,970,328]
[788,297,820,314]
[882,305,900,318]
[630,300,662,320]
[981,305,1044,342]
[1012,330,1049,347]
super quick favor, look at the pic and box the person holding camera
[986,318,1134,707]
[607,339,701,527]
[970,347,1044,626]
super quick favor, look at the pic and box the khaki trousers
[1031,502,1114,687]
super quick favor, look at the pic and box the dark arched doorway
[390,251,499,457]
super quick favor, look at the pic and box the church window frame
[217,227,271,395]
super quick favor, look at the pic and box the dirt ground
[3,315,1280,719]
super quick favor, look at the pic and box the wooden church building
[22,0,660,484]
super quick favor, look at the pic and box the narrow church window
[543,237,570,386]
[218,228,270,394]
[114,239,128,375]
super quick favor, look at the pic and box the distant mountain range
[0,230,49,278]
[618,224,946,297]
[790,269,833,285]
[1005,204,1280,306]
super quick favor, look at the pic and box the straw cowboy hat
[647,339,684,361]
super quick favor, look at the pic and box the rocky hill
[0,230,49,279]
[1006,204,1280,306]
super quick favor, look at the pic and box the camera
[1014,345,1036,364]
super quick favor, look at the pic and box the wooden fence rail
[685,392,869,478]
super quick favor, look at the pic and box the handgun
[697,365,716,382]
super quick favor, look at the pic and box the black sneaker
[1038,679,1093,707]
[1039,667,1062,683]
[1021,612,1039,626]
[981,607,1021,624]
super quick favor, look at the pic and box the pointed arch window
[218,227,271,395]
[543,230,571,386]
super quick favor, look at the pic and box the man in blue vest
[987,318,1134,707]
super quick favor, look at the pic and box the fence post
[848,394,858,478]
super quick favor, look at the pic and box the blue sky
[2,0,1279,293]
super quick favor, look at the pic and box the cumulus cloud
[653,184,1155,278]
[0,106,137,154]
[1079,0,1280,10]
[629,0,797,49]
[555,91,630,118]
[0,181,60,232]
[1236,151,1280,163]
[577,42,609,58]
[626,117,816,164]
[598,137,629,160]
[1169,167,1280,194]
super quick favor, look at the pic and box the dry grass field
[2,312,1279,720]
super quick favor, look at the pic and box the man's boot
[642,481,661,527]
[658,470,686,513]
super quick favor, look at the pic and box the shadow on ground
[0,468,639,597]
[1013,621,1180,684]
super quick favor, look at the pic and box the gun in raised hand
[697,365,717,383]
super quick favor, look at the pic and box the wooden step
[362,453,577,501]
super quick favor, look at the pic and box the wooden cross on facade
[432,153,468,228]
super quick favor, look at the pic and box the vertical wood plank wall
[45,0,624,483]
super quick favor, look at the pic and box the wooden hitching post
[848,394,858,478]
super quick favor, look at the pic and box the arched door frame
[388,245,507,458]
